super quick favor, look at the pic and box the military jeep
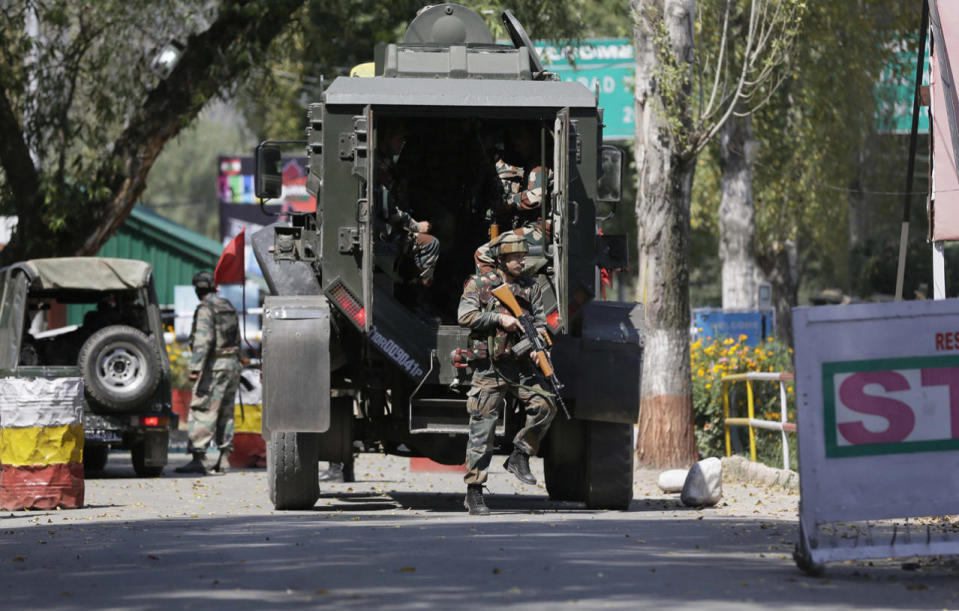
[254,4,643,510]
[0,257,174,476]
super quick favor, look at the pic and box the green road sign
[876,48,929,134]
[534,38,635,141]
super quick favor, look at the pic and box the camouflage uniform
[187,292,241,454]
[457,270,557,485]
[474,161,552,274]
[376,153,440,285]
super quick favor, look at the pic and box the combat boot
[504,449,536,485]
[464,484,490,515]
[174,451,207,475]
[211,450,231,474]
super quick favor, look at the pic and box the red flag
[214,229,245,285]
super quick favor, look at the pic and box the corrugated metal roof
[97,205,223,307]
[323,76,597,109]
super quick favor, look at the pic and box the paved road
[1,452,957,609]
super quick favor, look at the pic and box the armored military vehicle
[253,4,643,510]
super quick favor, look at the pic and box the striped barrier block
[231,402,266,468]
[0,377,85,510]
[230,368,266,468]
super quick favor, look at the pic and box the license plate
[86,429,122,443]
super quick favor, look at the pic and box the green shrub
[691,333,796,469]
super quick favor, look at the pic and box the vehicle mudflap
[551,301,644,423]
[262,295,331,433]
[140,429,169,467]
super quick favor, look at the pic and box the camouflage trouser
[187,364,241,453]
[464,360,557,485]
[473,221,548,274]
[408,232,440,285]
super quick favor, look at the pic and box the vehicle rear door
[551,107,571,332]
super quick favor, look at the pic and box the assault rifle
[490,284,570,419]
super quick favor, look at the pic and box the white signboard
[792,299,959,569]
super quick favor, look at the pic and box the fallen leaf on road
[399,566,416,572]
[11,557,24,562]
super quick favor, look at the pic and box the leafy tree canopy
[0,0,304,263]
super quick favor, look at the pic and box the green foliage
[747,2,917,296]
[636,0,807,160]
[141,104,254,239]
[691,334,795,468]
[0,0,305,262]
[237,1,590,139]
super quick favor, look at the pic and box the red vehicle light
[140,416,167,427]
[546,310,560,331]
[330,281,367,328]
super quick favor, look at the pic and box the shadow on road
[2,494,957,609]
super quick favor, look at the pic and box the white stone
[681,457,723,507]
[657,469,687,493]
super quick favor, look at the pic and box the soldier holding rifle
[457,233,559,515]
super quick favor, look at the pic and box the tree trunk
[632,0,698,468]
[719,114,758,310]
[757,237,799,346]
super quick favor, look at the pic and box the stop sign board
[793,299,959,525]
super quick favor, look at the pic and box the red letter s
[837,371,914,445]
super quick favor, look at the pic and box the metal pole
[746,380,757,462]
[723,380,732,458]
[896,0,930,301]
[780,379,789,470]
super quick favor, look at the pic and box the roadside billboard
[217,155,315,280]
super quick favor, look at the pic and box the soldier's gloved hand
[499,314,521,332]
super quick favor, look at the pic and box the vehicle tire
[584,421,634,510]
[131,442,164,478]
[78,325,162,411]
[543,416,587,502]
[268,432,320,510]
[82,445,109,473]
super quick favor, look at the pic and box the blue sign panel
[534,38,634,141]
[692,309,773,347]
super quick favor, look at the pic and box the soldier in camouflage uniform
[473,161,551,274]
[458,233,557,515]
[473,123,553,273]
[375,123,440,287]
[174,271,242,475]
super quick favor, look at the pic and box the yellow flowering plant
[691,333,795,468]
[166,341,193,390]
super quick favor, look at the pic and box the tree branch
[79,0,305,255]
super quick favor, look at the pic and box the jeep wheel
[131,442,164,478]
[268,432,320,510]
[78,325,161,411]
[82,445,109,473]
[584,421,634,510]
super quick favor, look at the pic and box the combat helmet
[192,271,215,291]
[489,232,529,260]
